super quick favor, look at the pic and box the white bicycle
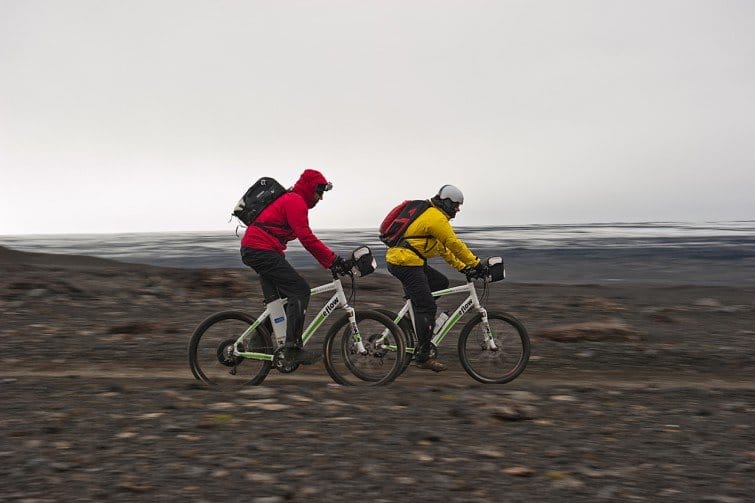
[326,257,530,384]
[189,247,406,387]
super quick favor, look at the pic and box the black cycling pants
[241,247,311,348]
[387,263,449,361]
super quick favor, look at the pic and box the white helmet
[432,184,464,218]
[438,184,464,204]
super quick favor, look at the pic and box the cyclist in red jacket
[241,169,349,365]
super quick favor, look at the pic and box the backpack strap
[394,201,432,262]
[252,221,288,244]
[398,235,432,263]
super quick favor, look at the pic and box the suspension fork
[477,307,498,350]
[345,306,368,354]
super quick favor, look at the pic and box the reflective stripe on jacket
[385,203,479,270]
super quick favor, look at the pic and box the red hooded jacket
[240,169,337,269]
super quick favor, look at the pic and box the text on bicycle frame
[323,297,341,317]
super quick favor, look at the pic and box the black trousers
[387,263,449,362]
[241,247,311,348]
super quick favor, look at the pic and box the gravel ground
[1,247,753,501]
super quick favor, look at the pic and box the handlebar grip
[330,259,355,278]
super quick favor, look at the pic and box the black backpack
[378,200,431,247]
[232,177,288,226]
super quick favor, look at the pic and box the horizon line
[1,219,754,238]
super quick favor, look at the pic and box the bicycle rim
[458,311,530,384]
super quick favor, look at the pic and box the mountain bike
[189,247,405,387]
[327,257,530,384]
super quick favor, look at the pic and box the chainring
[273,348,300,373]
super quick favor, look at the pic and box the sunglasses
[316,182,333,195]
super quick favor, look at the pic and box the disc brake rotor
[217,338,244,367]
[367,334,387,358]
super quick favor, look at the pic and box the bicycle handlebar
[330,258,356,279]
[464,272,488,283]
[462,265,489,282]
[463,256,505,283]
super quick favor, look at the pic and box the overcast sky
[1,0,754,235]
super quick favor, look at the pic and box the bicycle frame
[387,281,498,352]
[232,277,366,361]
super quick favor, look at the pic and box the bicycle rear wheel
[323,310,406,386]
[374,308,415,375]
[189,311,274,388]
[458,311,530,384]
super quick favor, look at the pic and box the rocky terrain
[1,245,753,501]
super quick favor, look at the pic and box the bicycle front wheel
[323,310,406,386]
[458,311,530,384]
[189,311,274,388]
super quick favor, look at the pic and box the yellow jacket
[385,202,480,270]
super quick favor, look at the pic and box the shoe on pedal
[284,347,322,365]
[415,358,447,372]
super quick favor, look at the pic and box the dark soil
[1,246,753,501]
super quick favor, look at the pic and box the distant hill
[0,245,163,271]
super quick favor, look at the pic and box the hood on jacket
[293,169,329,208]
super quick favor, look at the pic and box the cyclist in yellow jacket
[385,185,485,372]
